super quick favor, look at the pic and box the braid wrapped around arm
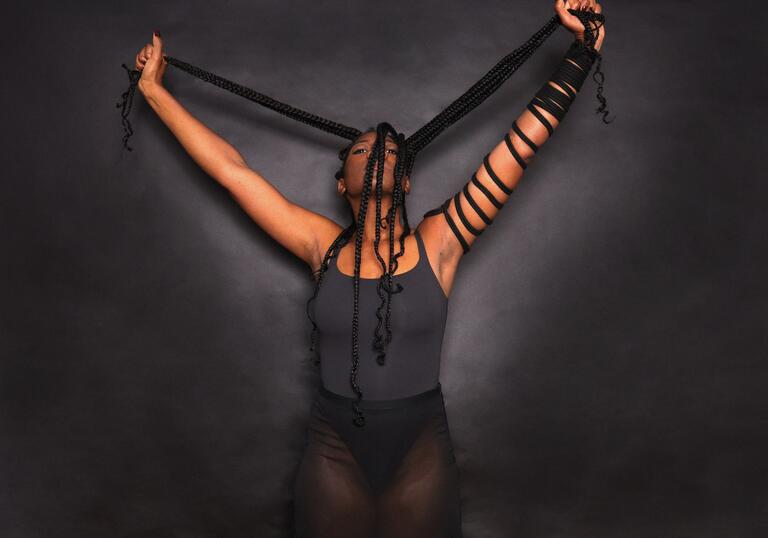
[423,37,604,255]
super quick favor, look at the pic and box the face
[337,131,410,199]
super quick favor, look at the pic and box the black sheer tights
[292,384,463,537]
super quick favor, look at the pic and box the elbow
[229,153,247,168]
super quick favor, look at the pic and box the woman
[132,1,606,536]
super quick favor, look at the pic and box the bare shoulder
[416,216,462,299]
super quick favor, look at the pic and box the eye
[353,147,399,155]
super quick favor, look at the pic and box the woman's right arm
[135,32,342,271]
[139,82,244,185]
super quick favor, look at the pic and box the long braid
[116,65,142,151]
[373,130,410,363]
[116,59,362,152]
[569,8,613,123]
[117,8,609,427]
[371,126,391,362]
[370,125,402,361]
[405,10,609,159]
[347,127,387,426]
[314,126,411,426]
[405,15,563,158]
[305,221,355,366]
[117,10,606,155]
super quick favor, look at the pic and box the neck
[350,195,407,244]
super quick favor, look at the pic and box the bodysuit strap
[414,228,426,262]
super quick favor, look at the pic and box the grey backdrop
[3,0,767,537]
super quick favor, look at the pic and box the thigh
[376,410,463,538]
[293,404,376,538]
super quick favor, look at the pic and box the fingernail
[154,30,161,37]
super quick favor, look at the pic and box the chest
[312,269,448,337]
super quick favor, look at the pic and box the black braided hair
[116,8,609,426]
[307,122,412,427]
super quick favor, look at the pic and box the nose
[372,163,393,177]
[373,158,393,171]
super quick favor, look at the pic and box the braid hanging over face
[116,9,609,427]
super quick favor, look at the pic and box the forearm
[509,11,606,170]
[430,38,603,255]
[139,81,245,184]
[502,39,601,188]
[508,73,575,172]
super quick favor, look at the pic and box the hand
[135,31,168,93]
[554,0,606,51]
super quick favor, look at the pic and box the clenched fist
[135,31,168,93]
[554,0,606,52]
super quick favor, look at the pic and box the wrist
[138,79,163,99]
[574,21,605,53]
[574,37,603,54]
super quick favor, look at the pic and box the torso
[310,226,451,399]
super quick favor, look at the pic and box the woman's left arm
[422,0,606,259]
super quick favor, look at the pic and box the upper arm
[221,161,342,268]
[423,95,562,260]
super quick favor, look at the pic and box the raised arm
[421,0,606,261]
[135,32,340,269]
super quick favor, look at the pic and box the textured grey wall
[3,0,767,537]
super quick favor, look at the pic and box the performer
[126,1,607,535]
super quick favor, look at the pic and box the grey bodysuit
[312,228,449,399]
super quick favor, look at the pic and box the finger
[152,32,163,59]
[158,55,168,77]
[595,2,602,14]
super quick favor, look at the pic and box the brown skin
[328,128,466,297]
[133,0,604,299]
[135,33,348,285]
[331,130,423,279]
[556,0,606,51]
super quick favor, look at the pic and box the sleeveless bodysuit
[295,228,463,536]
[311,228,449,400]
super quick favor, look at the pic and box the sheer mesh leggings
[293,383,463,537]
